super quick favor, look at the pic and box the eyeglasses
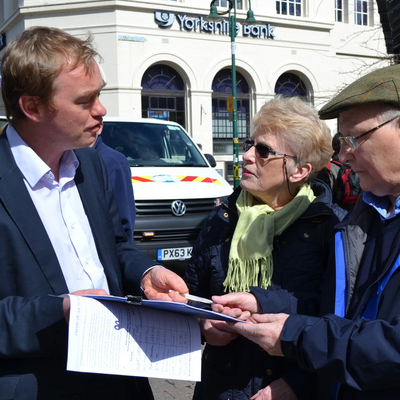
[243,139,296,159]
[338,116,400,150]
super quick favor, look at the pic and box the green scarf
[224,184,314,293]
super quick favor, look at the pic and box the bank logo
[155,11,175,28]
[154,11,275,39]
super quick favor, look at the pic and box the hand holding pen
[169,290,214,305]
[141,266,188,302]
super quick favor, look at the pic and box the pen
[182,293,215,304]
[169,290,214,305]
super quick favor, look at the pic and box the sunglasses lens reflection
[256,144,270,158]
[243,140,271,158]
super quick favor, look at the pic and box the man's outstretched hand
[141,266,189,303]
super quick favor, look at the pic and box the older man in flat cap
[208,64,400,400]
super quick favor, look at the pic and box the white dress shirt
[7,125,110,293]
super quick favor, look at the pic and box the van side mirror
[204,153,216,168]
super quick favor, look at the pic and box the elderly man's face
[339,104,400,199]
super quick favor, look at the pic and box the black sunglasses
[243,139,296,159]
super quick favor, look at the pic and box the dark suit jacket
[93,136,136,241]
[0,132,156,399]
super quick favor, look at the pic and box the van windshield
[101,121,208,167]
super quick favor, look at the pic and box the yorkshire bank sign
[154,11,275,39]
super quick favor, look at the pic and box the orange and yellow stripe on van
[131,175,223,185]
[131,176,155,183]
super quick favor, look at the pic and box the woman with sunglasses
[183,95,347,400]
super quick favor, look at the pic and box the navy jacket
[94,136,136,241]
[184,180,346,400]
[0,132,156,399]
[276,198,400,400]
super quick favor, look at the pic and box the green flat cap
[319,64,400,120]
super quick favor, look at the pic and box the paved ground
[148,267,199,400]
[149,378,196,400]
[149,343,202,399]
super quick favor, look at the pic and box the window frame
[335,0,343,22]
[215,0,243,10]
[354,0,368,26]
[276,0,302,17]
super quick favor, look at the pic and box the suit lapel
[0,134,68,294]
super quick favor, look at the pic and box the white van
[102,117,233,275]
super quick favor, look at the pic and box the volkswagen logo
[171,200,186,217]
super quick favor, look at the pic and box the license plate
[157,247,193,261]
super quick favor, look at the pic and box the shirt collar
[6,124,79,187]
[363,191,400,220]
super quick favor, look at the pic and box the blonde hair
[251,95,332,182]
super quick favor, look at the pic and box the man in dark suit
[0,26,188,399]
[93,134,136,241]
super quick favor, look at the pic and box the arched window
[212,69,250,142]
[275,72,310,102]
[141,65,186,128]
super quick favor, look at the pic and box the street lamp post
[230,3,239,189]
[208,0,256,189]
